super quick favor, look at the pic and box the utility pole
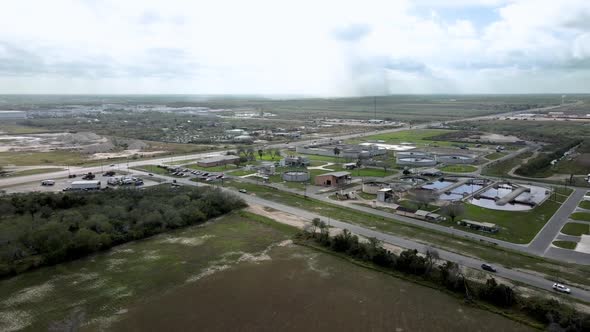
[373,96,377,120]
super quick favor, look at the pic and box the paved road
[528,188,586,256]
[157,172,590,303]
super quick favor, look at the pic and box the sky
[0,0,589,95]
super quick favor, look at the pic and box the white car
[552,283,571,294]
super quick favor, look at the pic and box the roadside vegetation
[298,223,590,331]
[0,186,246,277]
[553,241,578,250]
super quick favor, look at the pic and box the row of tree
[516,139,583,176]
[0,187,246,278]
[300,219,589,331]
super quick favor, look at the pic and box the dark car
[481,263,497,272]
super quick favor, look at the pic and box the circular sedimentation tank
[436,154,475,164]
[396,157,437,166]
[282,171,310,182]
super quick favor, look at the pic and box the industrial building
[0,110,26,120]
[280,156,310,167]
[314,171,351,187]
[197,155,240,167]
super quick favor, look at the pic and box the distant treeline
[0,187,246,278]
[299,219,589,332]
[516,139,582,177]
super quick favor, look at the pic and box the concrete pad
[576,235,590,254]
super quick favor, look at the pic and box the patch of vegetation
[485,152,507,160]
[349,129,460,147]
[298,225,589,332]
[0,187,246,277]
[553,241,578,250]
[440,165,478,173]
[481,151,533,177]
[579,200,590,210]
[515,140,582,177]
[560,223,590,236]
[570,212,590,221]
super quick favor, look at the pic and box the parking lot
[1,171,162,194]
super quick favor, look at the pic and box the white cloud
[0,0,588,94]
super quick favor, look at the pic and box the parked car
[239,189,247,193]
[481,264,497,272]
[68,174,77,178]
[148,173,153,176]
[552,283,571,294]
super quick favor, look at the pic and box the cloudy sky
[0,0,589,95]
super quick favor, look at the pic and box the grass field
[1,167,64,178]
[560,222,590,236]
[348,129,460,147]
[439,165,478,173]
[132,165,169,175]
[0,151,88,167]
[0,124,50,134]
[570,212,590,221]
[481,151,533,177]
[223,181,590,287]
[553,241,578,250]
[485,152,507,160]
[579,200,590,209]
[0,211,295,331]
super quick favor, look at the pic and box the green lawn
[570,212,590,221]
[484,152,507,160]
[1,167,64,178]
[439,165,478,173]
[348,129,460,147]
[579,200,590,209]
[228,169,257,176]
[441,191,569,244]
[553,241,577,250]
[560,223,590,236]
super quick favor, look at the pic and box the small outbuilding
[314,171,351,187]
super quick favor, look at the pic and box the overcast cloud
[0,0,588,95]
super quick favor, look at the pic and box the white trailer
[70,180,101,190]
